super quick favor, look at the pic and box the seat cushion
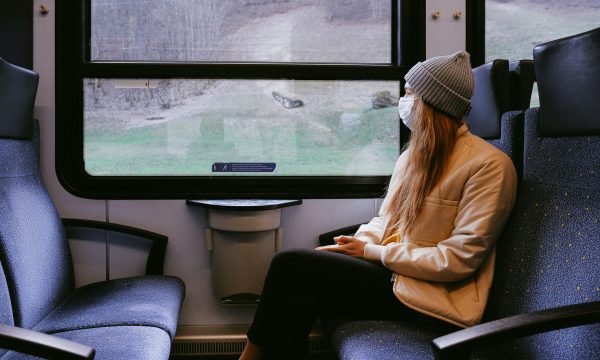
[331,320,444,360]
[2,326,172,360]
[56,326,172,360]
[34,275,184,340]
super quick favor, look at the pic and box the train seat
[467,59,510,141]
[508,59,535,111]
[0,58,185,359]
[467,59,527,178]
[328,28,600,360]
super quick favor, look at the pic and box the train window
[83,78,399,177]
[485,0,600,107]
[55,1,424,199]
[90,1,391,64]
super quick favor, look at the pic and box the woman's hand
[316,236,366,257]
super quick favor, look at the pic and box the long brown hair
[384,99,460,239]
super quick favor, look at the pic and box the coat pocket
[408,197,459,245]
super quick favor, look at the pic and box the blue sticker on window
[212,163,276,173]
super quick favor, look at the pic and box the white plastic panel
[212,230,275,299]
[426,0,466,58]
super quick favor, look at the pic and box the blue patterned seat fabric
[0,123,185,359]
[479,107,600,359]
[2,327,173,360]
[33,275,183,340]
[332,320,445,360]
[479,27,600,359]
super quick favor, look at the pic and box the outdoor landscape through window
[85,0,399,177]
[486,0,600,107]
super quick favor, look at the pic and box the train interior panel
[1,0,599,359]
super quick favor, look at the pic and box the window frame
[56,0,427,199]
[466,0,485,68]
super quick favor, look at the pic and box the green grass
[486,0,600,61]
[84,106,400,176]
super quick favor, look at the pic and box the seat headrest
[466,59,509,139]
[534,27,600,136]
[0,57,39,139]
[508,59,535,111]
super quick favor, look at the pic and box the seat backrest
[0,268,12,358]
[467,59,524,178]
[0,58,75,332]
[0,58,36,139]
[484,27,600,359]
[467,59,509,140]
[508,59,535,111]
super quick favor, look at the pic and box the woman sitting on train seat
[240,51,518,360]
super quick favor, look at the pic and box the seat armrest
[62,218,168,275]
[318,224,362,246]
[432,301,600,360]
[0,324,95,359]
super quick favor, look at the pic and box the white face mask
[398,94,419,130]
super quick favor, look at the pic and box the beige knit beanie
[404,50,474,120]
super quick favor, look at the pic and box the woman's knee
[270,248,315,272]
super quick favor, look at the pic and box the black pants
[247,249,457,359]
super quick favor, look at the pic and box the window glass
[91,0,391,63]
[485,0,600,106]
[84,79,400,176]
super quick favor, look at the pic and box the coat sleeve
[364,153,517,282]
[354,152,408,245]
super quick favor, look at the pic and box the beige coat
[358,125,517,328]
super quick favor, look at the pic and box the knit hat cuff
[405,62,472,120]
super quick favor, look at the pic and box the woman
[240,51,517,360]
